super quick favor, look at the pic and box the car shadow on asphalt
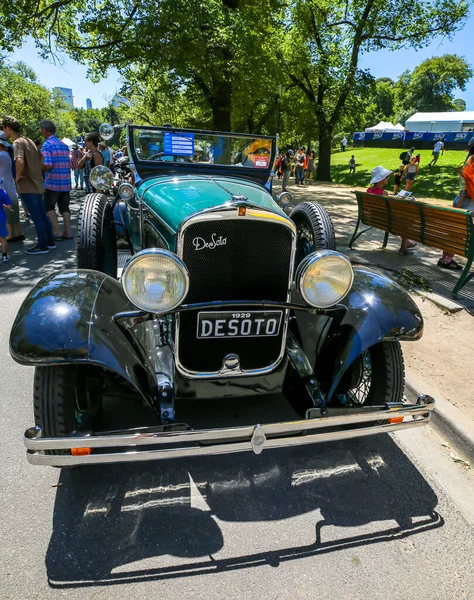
[45,433,442,589]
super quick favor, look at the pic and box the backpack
[399,151,408,162]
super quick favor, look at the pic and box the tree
[0,0,283,133]
[70,108,105,136]
[452,98,467,112]
[394,54,472,117]
[0,61,75,140]
[286,0,469,181]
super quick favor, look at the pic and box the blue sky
[8,10,474,111]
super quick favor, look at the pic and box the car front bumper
[23,395,435,467]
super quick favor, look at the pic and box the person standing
[341,137,348,152]
[393,164,404,194]
[0,132,24,242]
[403,156,419,191]
[78,132,104,193]
[428,138,444,167]
[281,149,293,191]
[306,151,315,182]
[1,116,55,255]
[0,185,12,262]
[98,141,111,168]
[40,120,73,240]
[294,148,305,186]
[70,144,84,189]
[348,155,356,174]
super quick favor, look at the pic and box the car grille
[177,212,294,376]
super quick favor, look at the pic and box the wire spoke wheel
[335,341,405,407]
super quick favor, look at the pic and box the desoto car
[10,124,434,466]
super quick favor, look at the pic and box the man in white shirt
[428,139,444,167]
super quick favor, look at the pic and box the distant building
[405,111,474,133]
[86,98,92,110]
[53,87,74,108]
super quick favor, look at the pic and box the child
[393,164,404,194]
[349,155,356,174]
[0,182,12,263]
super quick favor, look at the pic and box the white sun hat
[370,166,392,185]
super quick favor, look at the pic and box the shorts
[44,189,71,214]
[0,212,7,237]
[405,172,415,181]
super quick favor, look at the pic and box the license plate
[197,310,283,339]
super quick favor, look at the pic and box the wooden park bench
[349,191,474,298]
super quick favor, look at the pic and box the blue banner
[354,132,405,142]
[354,131,473,143]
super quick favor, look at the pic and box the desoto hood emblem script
[193,234,227,251]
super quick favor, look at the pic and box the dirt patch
[402,295,474,420]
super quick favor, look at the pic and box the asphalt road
[1,192,474,600]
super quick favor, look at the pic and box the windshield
[131,127,274,170]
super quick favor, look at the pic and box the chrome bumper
[24,395,435,466]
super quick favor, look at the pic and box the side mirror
[276,191,293,208]
[90,166,114,191]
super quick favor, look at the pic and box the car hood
[137,175,284,235]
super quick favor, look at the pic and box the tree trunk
[211,80,232,131]
[316,126,333,181]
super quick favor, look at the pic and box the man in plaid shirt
[40,120,73,240]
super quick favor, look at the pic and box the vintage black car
[10,124,434,466]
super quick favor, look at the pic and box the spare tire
[77,193,117,277]
[290,202,336,266]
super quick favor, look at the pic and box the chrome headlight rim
[122,248,190,313]
[118,182,134,200]
[296,249,354,308]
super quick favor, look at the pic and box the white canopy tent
[364,121,404,132]
[61,137,76,147]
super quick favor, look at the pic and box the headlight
[296,250,353,308]
[122,249,189,313]
[118,182,134,200]
[277,191,293,208]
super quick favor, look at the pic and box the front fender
[9,270,156,403]
[318,268,423,400]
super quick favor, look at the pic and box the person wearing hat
[0,131,24,242]
[281,149,293,191]
[70,143,84,189]
[367,166,416,255]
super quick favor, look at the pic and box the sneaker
[1,253,10,263]
[438,258,462,271]
[26,244,49,255]
[47,242,56,249]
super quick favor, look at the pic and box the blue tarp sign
[163,132,194,156]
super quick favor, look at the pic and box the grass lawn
[330,146,469,202]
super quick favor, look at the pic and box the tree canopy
[0,0,471,179]
[0,61,75,139]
